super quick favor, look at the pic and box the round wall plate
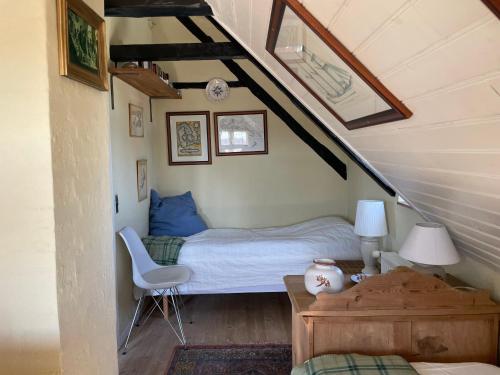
[206,78,229,102]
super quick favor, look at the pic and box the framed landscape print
[266,0,411,130]
[129,104,144,137]
[166,112,212,165]
[214,111,268,156]
[57,0,108,91]
[136,160,147,201]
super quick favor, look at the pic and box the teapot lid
[313,258,336,266]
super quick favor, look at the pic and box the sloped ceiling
[206,0,500,269]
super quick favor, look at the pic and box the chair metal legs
[152,288,186,345]
[122,295,144,354]
[121,288,187,354]
[170,289,186,345]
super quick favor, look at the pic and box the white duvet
[411,362,500,374]
[176,216,361,295]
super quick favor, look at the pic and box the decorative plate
[351,273,369,283]
[206,78,229,102]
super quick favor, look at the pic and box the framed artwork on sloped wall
[266,0,412,130]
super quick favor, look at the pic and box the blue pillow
[149,190,208,237]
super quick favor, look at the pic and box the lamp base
[360,237,380,275]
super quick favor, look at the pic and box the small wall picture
[129,104,144,137]
[214,110,268,156]
[166,112,212,165]
[136,160,147,201]
[57,0,108,91]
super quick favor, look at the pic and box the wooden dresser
[285,265,500,367]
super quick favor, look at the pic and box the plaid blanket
[142,236,185,265]
[291,354,418,375]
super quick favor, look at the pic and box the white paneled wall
[206,0,500,269]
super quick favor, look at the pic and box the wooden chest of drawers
[285,266,500,366]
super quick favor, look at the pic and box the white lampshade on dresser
[399,222,460,278]
[354,200,388,275]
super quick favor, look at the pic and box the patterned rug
[166,344,292,375]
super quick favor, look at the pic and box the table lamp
[354,200,388,275]
[398,222,460,278]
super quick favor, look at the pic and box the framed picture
[266,0,412,130]
[57,0,108,91]
[129,104,144,137]
[214,111,268,156]
[136,160,147,201]
[166,111,212,165]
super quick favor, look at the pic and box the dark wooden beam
[110,42,247,62]
[105,0,212,17]
[172,81,245,89]
[177,16,347,180]
[206,16,396,196]
[481,0,500,19]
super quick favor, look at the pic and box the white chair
[118,226,191,354]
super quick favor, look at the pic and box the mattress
[411,362,500,374]
[176,216,361,294]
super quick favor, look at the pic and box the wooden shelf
[109,67,181,99]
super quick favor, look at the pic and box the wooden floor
[118,293,292,375]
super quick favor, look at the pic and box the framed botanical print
[136,160,147,201]
[129,104,144,137]
[266,0,412,130]
[57,0,108,91]
[214,111,268,156]
[166,111,212,165]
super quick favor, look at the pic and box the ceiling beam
[172,81,245,89]
[205,16,396,196]
[110,42,247,62]
[176,16,347,180]
[105,0,212,17]
[481,0,500,19]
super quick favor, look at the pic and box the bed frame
[285,267,500,366]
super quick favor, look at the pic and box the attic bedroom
[2,0,500,374]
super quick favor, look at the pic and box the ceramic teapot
[304,258,344,295]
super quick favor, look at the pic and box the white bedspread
[411,362,500,374]
[176,216,361,294]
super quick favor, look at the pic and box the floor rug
[166,344,292,375]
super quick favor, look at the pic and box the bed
[411,362,500,374]
[291,356,500,375]
[175,216,361,295]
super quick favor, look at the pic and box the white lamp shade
[399,222,460,266]
[354,200,388,237]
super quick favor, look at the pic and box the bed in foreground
[291,354,500,375]
[176,216,361,295]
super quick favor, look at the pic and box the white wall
[1,0,119,373]
[152,72,350,228]
[107,18,156,346]
[47,0,118,372]
[0,1,61,373]
[150,18,351,228]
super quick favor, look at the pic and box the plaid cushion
[292,354,418,375]
[142,236,185,265]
